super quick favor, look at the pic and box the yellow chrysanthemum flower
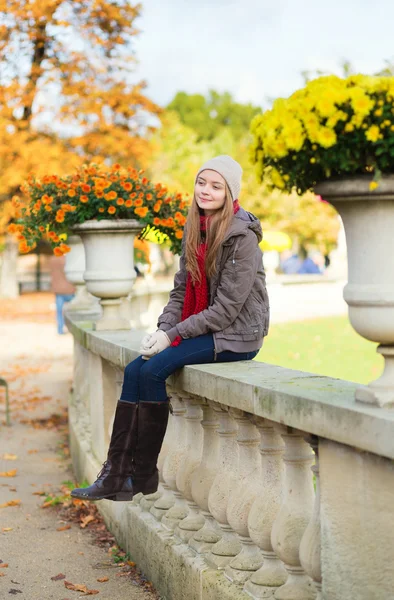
[316,127,337,148]
[365,125,380,142]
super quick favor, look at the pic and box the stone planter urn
[71,219,143,330]
[64,235,96,312]
[315,176,394,407]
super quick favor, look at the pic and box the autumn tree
[0,0,159,295]
[0,0,159,203]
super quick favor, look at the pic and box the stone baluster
[244,418,287,598]
[206,403,241,569]
[300,436,322,600]
[177,400,219,545]
[188,400,222,553]
[225,411,263,586]
[271,426,316,600]
[150,393,187,520]
[175,398,205,542]
[162,394,203,531]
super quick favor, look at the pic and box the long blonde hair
[185,184,234,284]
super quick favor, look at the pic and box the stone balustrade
[66,312,394,600]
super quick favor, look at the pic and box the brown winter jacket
[157,208,270,356]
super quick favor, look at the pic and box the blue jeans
[55,293,74,334]
[120,333,258,403]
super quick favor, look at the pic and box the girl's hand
[141,330,171,359]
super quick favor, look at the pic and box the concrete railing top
[66,312,394,461]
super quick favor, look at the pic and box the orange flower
[175,230,183,239]
[134,206,148,218]
[19,241,29,253]
[125,199,133,207]
[108,206,116,214]
[130,192,137,199]
[98,207,105,213]
[142,178,148,185]
[39,226,45,233]
[116,198,125,206]
[135,185,141,190]
[80,195,89,203]
[47,231,55,239]
[153,201,162,212]
[105,190,117,201]
[123,182,132,191]
[59,243,71,254]
[45,205,52,212]
[56,210,65,223]
[33,201,41,211]
[7,224,17,234]
[110,175,118,182]
[96,190,104,198]
[112,163,121,170]
[52,234,60,243]
[67,189,76,198]
[166,218,175,228]
[153,217,160,226]
[81,184,91,193]
[42,194,53,204]
[54,247,63,256]
[134,198,143,207]
[88,167,97,175]
[146,193,153,201]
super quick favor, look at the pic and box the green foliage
[256,316,382,384]
[167,90,261,141]
[149,111,340,254]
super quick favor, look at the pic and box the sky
[132,0,394,109]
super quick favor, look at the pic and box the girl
[71,155,270,502]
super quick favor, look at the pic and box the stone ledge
[65,313,394,460]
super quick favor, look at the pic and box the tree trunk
[0,234,19,298]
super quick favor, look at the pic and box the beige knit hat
[196,155,243,201]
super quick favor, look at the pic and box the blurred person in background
[49,254,75,335]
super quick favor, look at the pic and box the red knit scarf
[171,200,240,346]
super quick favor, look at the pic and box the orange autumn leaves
[9,162,189,255]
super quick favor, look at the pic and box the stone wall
[66,313,394,600]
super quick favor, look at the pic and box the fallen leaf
[96,577,109,583]
[9,487,17,492]
[2,528,13,532]
[127,561,136,567]
[0,470,17,477]
[50,573,66,581]
[32,491,46,496]
[1,454,17,460]
[56,525,71,532]
[64,581,99,595]
[80,515,95,529]
[0,572,4,577]
[0,500,21,508]
[8,590,22,595]
[0,563,9,568]
[27,449,38,454]
[64,581,88,592]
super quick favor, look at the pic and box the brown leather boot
[71,400,138,502]
[132,401,170,496]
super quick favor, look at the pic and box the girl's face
[195,170,227,216]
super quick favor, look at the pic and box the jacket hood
[225,207,263,243]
